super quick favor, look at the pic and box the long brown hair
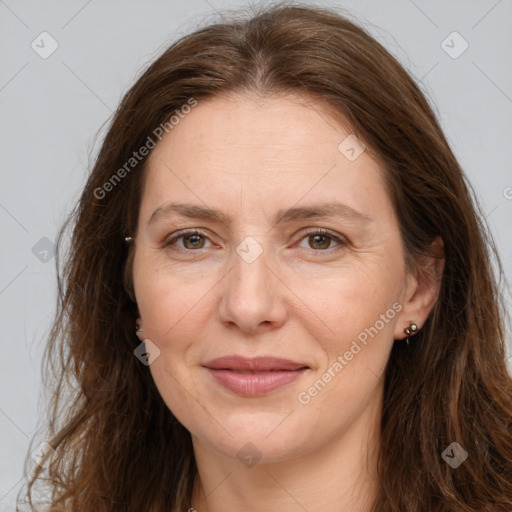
[20,3,512,511]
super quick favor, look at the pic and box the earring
[404,323,418,336]
[125,236,134,243]
[403,322,418,345]
[135,324,144,333]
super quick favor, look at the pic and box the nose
[217,240,288,334]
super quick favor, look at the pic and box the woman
[21,3,512,511]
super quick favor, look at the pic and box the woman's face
[132,93,425,463]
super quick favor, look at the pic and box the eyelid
[295,227,347,251]
[164,227,347,253]
[163,229,214,249]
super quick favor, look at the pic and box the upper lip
[203,356,309,371]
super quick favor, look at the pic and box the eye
[297,228,346,252]
[163,228,347,254]
[164,230,213,251]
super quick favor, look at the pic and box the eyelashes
[163,228,347,255]
[164,230,212,251]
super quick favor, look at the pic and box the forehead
[139,92,393,225]
[148,92,356,165]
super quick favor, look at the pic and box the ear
[135,313,145,342]
[394,236,445,340]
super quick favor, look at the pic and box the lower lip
[206,368,308,397]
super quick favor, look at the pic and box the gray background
[1,0,511,508]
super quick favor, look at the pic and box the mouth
[202,356,310,397]
[223,369,300,374]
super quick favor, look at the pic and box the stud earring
[404,323,418,336]
[403,322,419,345]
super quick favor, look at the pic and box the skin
[132,92,443,512]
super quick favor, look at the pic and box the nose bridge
[230,234,273,303]
[217,233,287,331]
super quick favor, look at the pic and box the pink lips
[203,356,309,397]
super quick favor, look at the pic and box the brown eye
[165,230,212,251]
[182,233,206,249]
[297,229,346,252]
[308,233,332,250]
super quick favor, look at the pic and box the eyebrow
[148,201,372,227]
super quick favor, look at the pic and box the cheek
[133,251,215,343]
[294,273,402,420]
[133,265,213,416]
[134,249,404,356]
[305,265,403,353]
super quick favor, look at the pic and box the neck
[189,389,382,512]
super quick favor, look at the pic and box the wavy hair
[20,2,512,511]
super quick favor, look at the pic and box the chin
[189,412,311,464]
